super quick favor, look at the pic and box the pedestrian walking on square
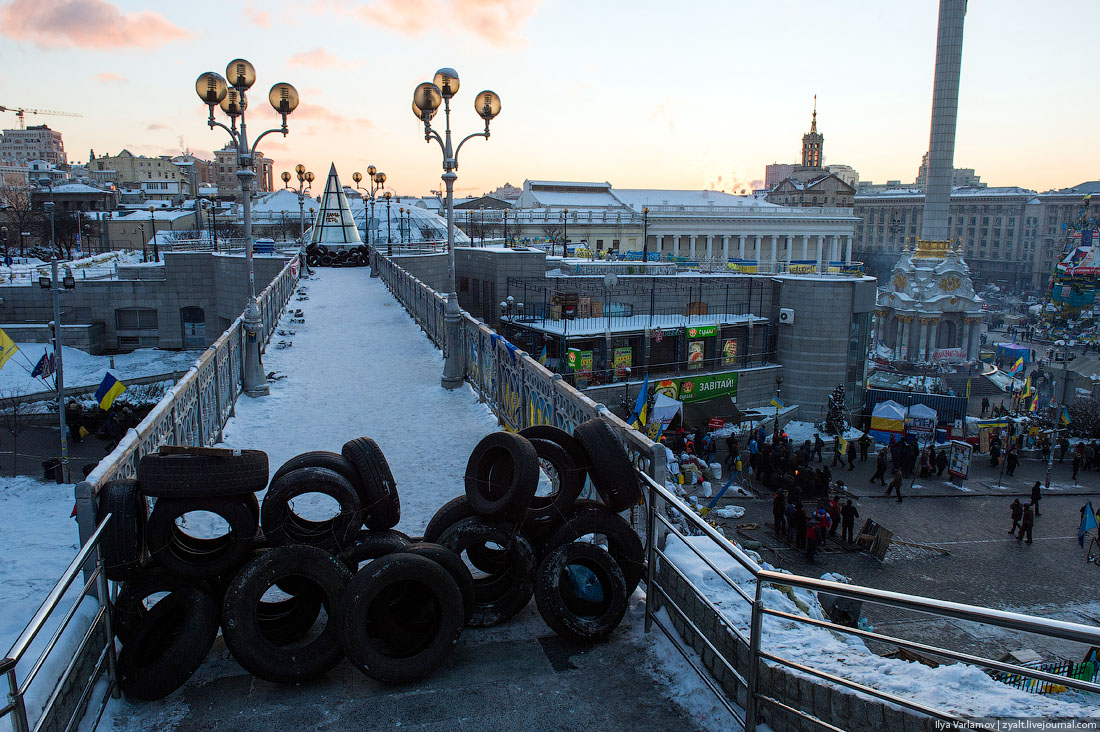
[981,396,990,417]
[841,500,859,543]
[935,448,948,477]
[846,440,857,471]
[805,523,819,563]
[1008,498,1022,533]
[724,433,739,470]
[794,505,807,550]
[886,469,903,502]
[772,491,787,536]
[1030,481,1042,516]
[870,449,888,486]
[858,433,871,462]
[989,441,1001,468]
[813,433,824,463]
[1017,503,1034,544]
[832,435,842,467]
[828,495,841,537]
[1072,454,1081,483]
[1058,435,1070,463]
[1006,447,1019,477]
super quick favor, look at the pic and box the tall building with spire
[801,96,823,169]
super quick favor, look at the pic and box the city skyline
[2,0,1096,196]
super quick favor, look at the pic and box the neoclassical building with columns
[510,180,858,272]
[874,239,983,362]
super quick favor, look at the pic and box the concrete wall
[455,247,550,324]
[0,252,289,352]
[0,322,105,353]
[656,559,940,732]
[391,253,449,293]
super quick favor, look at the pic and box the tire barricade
[100,419,644,699]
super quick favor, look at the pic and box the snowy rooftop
[506,312,764,336]
[856,185,1039,199]
[615,189,775,209]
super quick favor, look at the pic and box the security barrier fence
[1,254,300,732]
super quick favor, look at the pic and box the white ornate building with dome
[874,238,983,362]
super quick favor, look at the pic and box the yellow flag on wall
[0,328,19,371]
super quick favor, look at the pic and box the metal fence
[377,252,1100,731]
[0,253,301,732]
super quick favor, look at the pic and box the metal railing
[2,516,116,732]
[0,253,300,732]
[377,251,1100,730]
[641,471,1100,731]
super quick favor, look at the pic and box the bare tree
[0,387,35,475]
[0,185,42,256]
[541,223,564,255]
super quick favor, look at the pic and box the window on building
[116,308,158,329]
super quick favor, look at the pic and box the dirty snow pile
[664,534,1099,719]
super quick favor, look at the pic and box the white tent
[309,163,362,247]
[651,393,683,435]
[906,403,938,435]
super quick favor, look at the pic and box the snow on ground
[783,420,865,446]
[217,267,501,534]
[0,344,199,396]
[664,534,1099,720]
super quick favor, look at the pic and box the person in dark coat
[1017,503,1034,544]
[1072,454,1081,483]
[841,499,859,543]
[989,441,1001,467]
[846,440,857,471]
[832,435,842,466]
[724,434,739,470]
[772,491,787,536]
[1006,447,1019,477]
[1008,498,1023,534]
[935,448,948,477]
[886,469,903,502]
[812,434,824,463]
[805,523,819,563]
[793,505,807,550]
[693,425,706,452]
[870,450,888,486]
[1030,481,1042,516]
[827,495,841,537]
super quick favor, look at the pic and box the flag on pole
[1061,406,1072,425]
[1022,374,1032,399]
[0,328,18,371]
[94,372,126,411]
[1079,501,1098,547]
[31,349,55,379]
[537,345,548,366]
[1029,395,1038,413]
[770,396,785,409]
[965,370,972,400]
[1012,356,1025,375]
[629,373,649,430]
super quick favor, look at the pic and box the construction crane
[0,105,82,129]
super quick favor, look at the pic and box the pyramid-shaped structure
[310,163,362,247]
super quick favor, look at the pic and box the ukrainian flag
[0,328,18,371]
[1061,407,1072,425]
[94,372,126,411]
[537,345,548,366]
[770,396,785,409]
[629,373,649,430]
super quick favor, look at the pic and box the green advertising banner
[685,324,718,338]
[674,371,739,404]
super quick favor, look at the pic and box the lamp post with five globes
[352,167,385,274]
[411,68,501,389]
[194,59,300,397]
[281,165,314,246]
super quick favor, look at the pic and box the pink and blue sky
[1,0,1096,196]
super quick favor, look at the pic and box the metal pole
[745,579,764,732]
[51,260,70,482]
[237,109,267,397]
[387,198,392,256]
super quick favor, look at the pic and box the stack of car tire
[96,417,643,701]
[304,244,370,268]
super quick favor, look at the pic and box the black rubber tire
[222,545,352,683]
[422,496,476,544]
[463,432,540,519]
[342,437,401,530]
[535,543,628,642]
[574,419,641,512]
[543,503,645,596]
[524,438,584,528]
[422,496,507,575]
[98,479,146,581]
[437,517,536,627]
[519,425,589,487]
[117,587,219,700]
[255,583,324,647]
[260,466,363,552]
[337,529,412,572]
[270,451,363,494]
[146,496,258,579]
[337,553,464,683]
[402,542,476,626]
[137,449,269,499]
[113,571,210,644]
[307,254,322,267]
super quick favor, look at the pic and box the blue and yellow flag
[629,373,649,430]
[1079,501,1097,547]
[770,396,785,409]
[1012,356,1025,375]
[1022,374,1032,399]
[94,372,126,411]
[537,345,548,366]
[1061,407,1072,425]
[965,372,972,400]
[0,328,18,371]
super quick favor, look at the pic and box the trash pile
[97,418,645,700]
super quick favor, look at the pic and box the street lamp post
[353,167,386,274]
[384,192,393,255]
[1,226,7,265]
[411,68,501,388]
[399,207,405,245]
[194,60,300,397]
[642,206,649,263]
[39,257,75,481]
[282,165,313,246]
[147,206,158,262]
[562,208,569,258]
[139,223,146,262]
[39,177,58,259]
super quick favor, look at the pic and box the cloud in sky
[0,0,191,49]
[93,71,125,83]
[288,48,359,70]
[245,7,270,27]
[356,0,538,48]
[147,122,168,131]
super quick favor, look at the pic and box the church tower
[800,96,823,169]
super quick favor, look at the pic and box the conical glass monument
[310,163,362,247]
